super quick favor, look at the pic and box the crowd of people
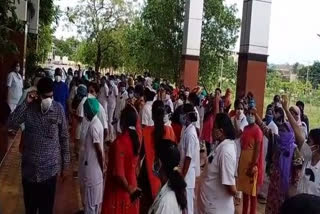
[3,62,320,214]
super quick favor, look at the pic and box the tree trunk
[95,43,102,72]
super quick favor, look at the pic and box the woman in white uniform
[149,139,187,214]
[97,77,109,125]
[106,76,118,141]
[297,129,320,196]
[7,61,23,112]
[179,104,200,214]
[197,113,237,214]
[114,82,128,133]
[76,83,108,149]
[79,98,105,214]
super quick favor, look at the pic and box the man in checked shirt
[9,77,70,214]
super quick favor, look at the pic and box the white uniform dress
[197,139,237,214]
[179,124,200,214]
[76,96,108,143]
[107,84,118,141]
[98,83,109,125]
[194,107,200,130]
[114,90,128,133]
[148,182,182,214]
[79,116,104,214]
[141,101,154,126]
[297,142,320,196]
[231,113,248,174]
[7,71,23,112]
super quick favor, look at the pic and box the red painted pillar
[236,0,272,117]
[236,53,268,116]
[181,55,200,89]
[180,0,204,89]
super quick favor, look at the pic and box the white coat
[197,139,237,214]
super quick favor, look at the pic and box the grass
[264,96,320,130]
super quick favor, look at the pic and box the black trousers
[22,175,57,214]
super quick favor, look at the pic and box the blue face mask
[179,114,186,125]
[265,114,273,125]
[247,115,255,124]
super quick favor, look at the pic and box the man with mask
[53,68,69,115]
[8,77,70,214]
[79,98,105,214]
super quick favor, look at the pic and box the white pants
[186,188,195,214]
[80,182,103,214]
[107,105,116,141]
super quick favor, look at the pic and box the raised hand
[281,95,289,110]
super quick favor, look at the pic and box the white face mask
[41,97,53,114]
[88,93,95,98]
[163,114,170,124]
[55,75,62,82]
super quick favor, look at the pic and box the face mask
[41,97,53,114]
[120,87,126,93]
[55,75,62,82]
[163,114,170,124]
[134,93,140,98]
[310,145,319,154]
[265,115,273,124]
[247,115,255,124]
[152,159,161,177]
[179,114,186,125]
[236,109,244,115]
[88,93,95,98]
[165,94,170,100]
[185,91,190,97]
[68,75,73,79]
[110,80,114,86]
[128,93,134,99]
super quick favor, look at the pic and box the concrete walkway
[0,134,266,214]
[0,134,82,214]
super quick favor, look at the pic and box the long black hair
[120,105,140,156]
[214,113,236,140]
[152,100,165,155]
[309,129,320,146]
[158,139,187,210]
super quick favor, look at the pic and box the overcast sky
[55,0,320,64]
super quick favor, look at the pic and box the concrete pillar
[236,0,272,116]
[180,0,204,89]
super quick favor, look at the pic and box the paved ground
[0,134,265,214]
[0,133,81,214]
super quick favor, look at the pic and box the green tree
[67,0,133,71]
[124,0,240,86]
[54,37,80,60]
[199,1,240,89]
[0,0,24,56]
[297,61,320,88]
